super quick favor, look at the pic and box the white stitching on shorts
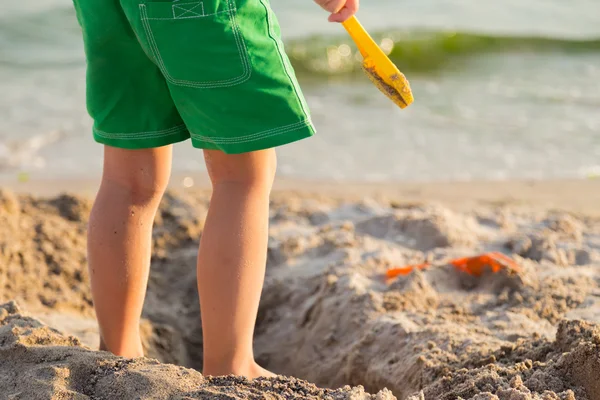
[260,0,311,119]
[151,4,228,20]
[139,0,252,89]
[93,124,188,140]
[192,121,311,145]
[172,2,204,19]
[193,120,308,142]
[145,11,228,20]
[191,119,312,144]
[141,1,250,86]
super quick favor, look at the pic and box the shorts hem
[92,125,191,149]
[190,119,315,154]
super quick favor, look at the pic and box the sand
[0,302,392,400]
[1,184,600,399]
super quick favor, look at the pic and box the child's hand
[314,0,359,23]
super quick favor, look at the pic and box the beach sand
[1,179,600,399]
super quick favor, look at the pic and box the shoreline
[1,175,599,214]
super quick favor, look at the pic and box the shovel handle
[342,16,382,59]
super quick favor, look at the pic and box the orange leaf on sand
[450,252,520,277]
[385,252,519,280]
[385,263,430,279]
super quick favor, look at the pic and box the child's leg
[88,145,172,358]
[198,149,276,378]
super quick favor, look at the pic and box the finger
[328,5,357,22]
[327,1,359,23]
[319,0,344,13]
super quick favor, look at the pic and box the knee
[100,167,169,206]
[100,147,172,206]
[205,149,277,190]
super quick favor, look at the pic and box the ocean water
[1,0,600,182]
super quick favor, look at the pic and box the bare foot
[99,337,144,358]
[204,361,276,379]
[247,363,277,379]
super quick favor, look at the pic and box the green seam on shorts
[93,124,188,139]
[190,119,312,144]
[259,0,310,119]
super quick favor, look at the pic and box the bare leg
[198,149,276,378]
[88,145,172,358]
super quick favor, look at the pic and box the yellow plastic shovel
[342,16,414,109]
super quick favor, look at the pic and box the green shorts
[72,0,315,153]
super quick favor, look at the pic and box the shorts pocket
[139,0,251,88]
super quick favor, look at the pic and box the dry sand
[1,183,600,399]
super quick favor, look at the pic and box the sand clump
[354,204,484,251]
[0,190,93,315]
[0,189,205,316]
[257,200,600,399]
[0,189,208,366]
[0,301,393,400]
[2,189,600,399]
[411,319,600,400]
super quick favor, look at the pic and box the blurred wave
[287,31,600,76]
[0,131,69,171]
[2,4,599,76]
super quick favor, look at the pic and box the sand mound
[0,301,393,400]
[410,319,600,400]
[0,189,208,313]
[0,189,210,366]
[2,189,600,399]
[0,189,93,317]
[256,200,600,399]
[354,204,483,251]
